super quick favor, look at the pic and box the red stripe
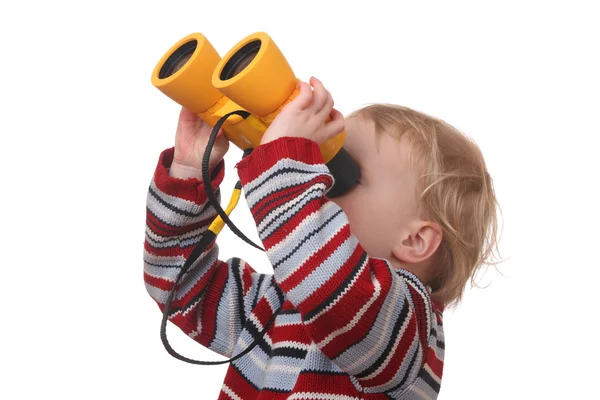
[196,260,229,345]
[358,314,417,388]
[146,206,212,236]
[242,261,253,297]
[295,241,366,318]
[253,297,275,327]
[425,346,444,379]
[236,137,326,183]
[256,176,332,251]
[219,366,260,399]
[291,371,362,394]
[270,323,311,345]
[154,147,225,203]
[408,285,429,355]
[278,223,350,293]
[318,269,391,356]
[250,179,315,222]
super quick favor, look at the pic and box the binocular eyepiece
[151,32,360,198]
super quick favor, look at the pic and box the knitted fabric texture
[143,137,445,399]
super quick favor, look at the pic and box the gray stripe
[243,158,329,203]
[145,230,179,248]
[231,330,271,387]
[147,180,219,227]
[287,233,359,305]
[262,356,306,391]
[303,344,345,373]
[215,264,243,354]
[332,275,411,375]
[244,273,273,318]
[273,312,302,326]
[245,168,322,208]
[365,334,421,393]
[267,201,347,275]
[396,375,436,400]
[256,184,327,239]
[143,245,219,302]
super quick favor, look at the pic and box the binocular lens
[159,40,198,79]
[220,40,261,80]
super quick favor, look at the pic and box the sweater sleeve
[235,137,434,394]
[143,147,273,358]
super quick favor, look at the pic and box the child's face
[326,116,420,266]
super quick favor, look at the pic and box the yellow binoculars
[151,32,359,198]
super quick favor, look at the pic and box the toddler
[143,77,498,399]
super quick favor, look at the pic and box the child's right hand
[171,107,230,178]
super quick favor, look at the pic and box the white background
[1,1,598,399]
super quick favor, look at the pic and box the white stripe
[256,183,326,238]
[244,158,328,204]
[317,278,382,347]
[424,364,442,384]
[286,233,358,305]
[304,256,369,324]
[234,336,303,375]
[148,182,216,226]
[271,201,344,283]
[221,384,243,400]
[244,164,315,205]
[272,340,311,351]
[286,393,362,400]
[339,277,406,374]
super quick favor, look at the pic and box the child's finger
[317,89,334,120]
[309,77,329,112]
[291,81,314,110]
[321,108,345,139]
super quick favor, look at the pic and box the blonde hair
[349,104,501,306]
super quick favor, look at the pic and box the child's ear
[392,222,442,264]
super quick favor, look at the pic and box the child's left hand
[259,77,345,146]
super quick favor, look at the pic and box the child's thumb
[292,81,313,110]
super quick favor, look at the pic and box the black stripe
[149,185,218,218]
[146,207,210,235]
[274,281,285,304]
[253,181,311,221]
[177,230,211,249]
[145,260,182,269]
[243,315,274,356]
[437,340,445,350]
[384,340,420,394]
[419,367,441,393]
[144,234,179,250]
[251,274,265,312]
[355,296,411,379]
[301,369,348,376]
[394,269,429,301]
[272,346,308,359]
[168,284,207,317]
[257,186,326,239]
[303,250,367,321]
[271,208,344,269]
[260,387,292,394]
[279,309,299,315]
[242,319,307,361]
[146,207,213,246]
[231,258,246,329]
[245,166,325,197]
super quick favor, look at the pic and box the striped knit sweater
[144,136,445,399]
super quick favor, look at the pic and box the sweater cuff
[235,137,327,183]
[154,147,225,204]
